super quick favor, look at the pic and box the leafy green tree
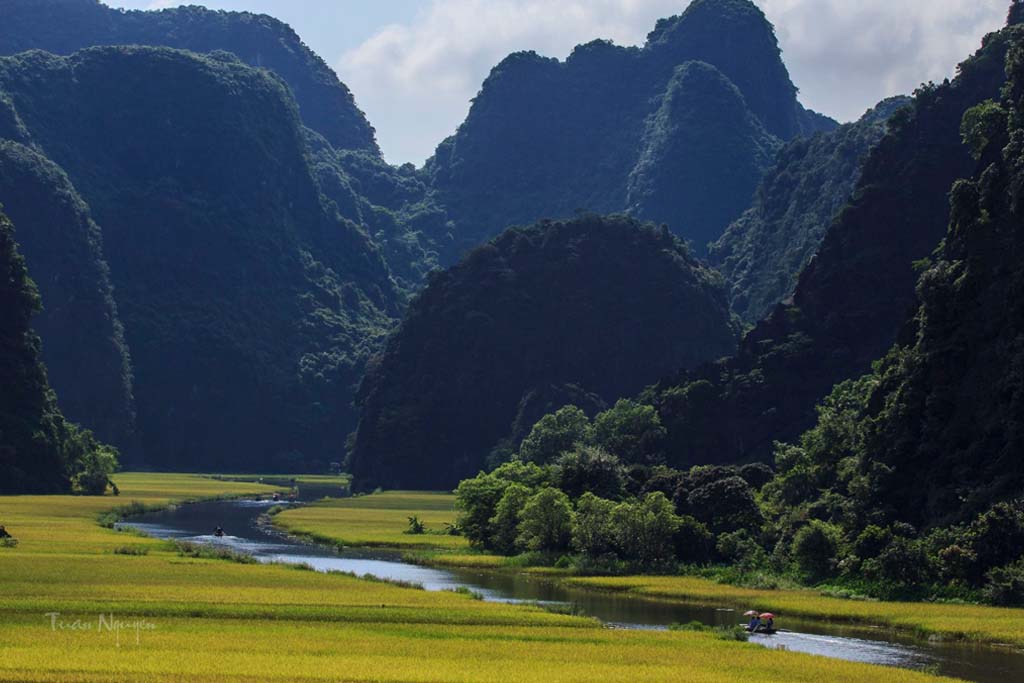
[715,529,765,568]
[555,445,625,500]
[70,439,119,496]
[675,515,714,565]
[591,399,666,465]
[517,487,574,553]
[454,473,507,549]
[685,476,763,535]
[790,520,842,581]
[611,492,681,569]
[488,483,532,555]
[983,559,1024,606]
[964,502,1024,581]
[571,492,617,557]
[960,100,1008,159]
[519,406,591,465]
[490,460,555,489]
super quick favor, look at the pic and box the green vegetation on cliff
[710,96,911,322]
[758,42,1024,602]
[0,47,398,472]
[350,215,739,491]
[0,0,377,152]
[427,0,834,261]
[0,208,117,493]
[641,24,1014,469]
[0,140,134,446]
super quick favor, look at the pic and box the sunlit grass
[567,575,1024,646]
[274,490,468,548]
[0,475,965,681]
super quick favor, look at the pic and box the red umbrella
[760,613,775,619]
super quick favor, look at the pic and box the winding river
[119,487,1024,682]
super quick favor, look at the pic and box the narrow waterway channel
[119,489,1024,682]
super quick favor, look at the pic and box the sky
[105,1,1010,165]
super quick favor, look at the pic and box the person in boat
[746,613,760,632]
[214,526,225,538]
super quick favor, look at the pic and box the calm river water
[120,488,1024,682]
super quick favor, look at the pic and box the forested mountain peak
[349,214,740,491]
[626,59,781,248]
[426,0,834,263]
[0,0,377,152]
[645,0,804,140]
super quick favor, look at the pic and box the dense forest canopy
[349,215,739,491]
[2,0,1019,531]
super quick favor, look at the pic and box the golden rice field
[274,490,470,548]
[0,473,960,682]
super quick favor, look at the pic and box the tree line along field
[0,473,960,682]
[274,488,1024,648]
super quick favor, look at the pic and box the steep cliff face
[349,215,739,491]
[0,209,116,493]
[427,0,834,262]
[710,96,912,322]
[644,25,1015,469]
[0,0,377,153]
[0,140,134,446]
[0,47,398,471]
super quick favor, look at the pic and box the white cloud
[338,0,1009,165]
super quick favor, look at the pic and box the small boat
[742,624,779,635]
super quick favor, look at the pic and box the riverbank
[1,473,953,682]
[273,489,1024,650]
